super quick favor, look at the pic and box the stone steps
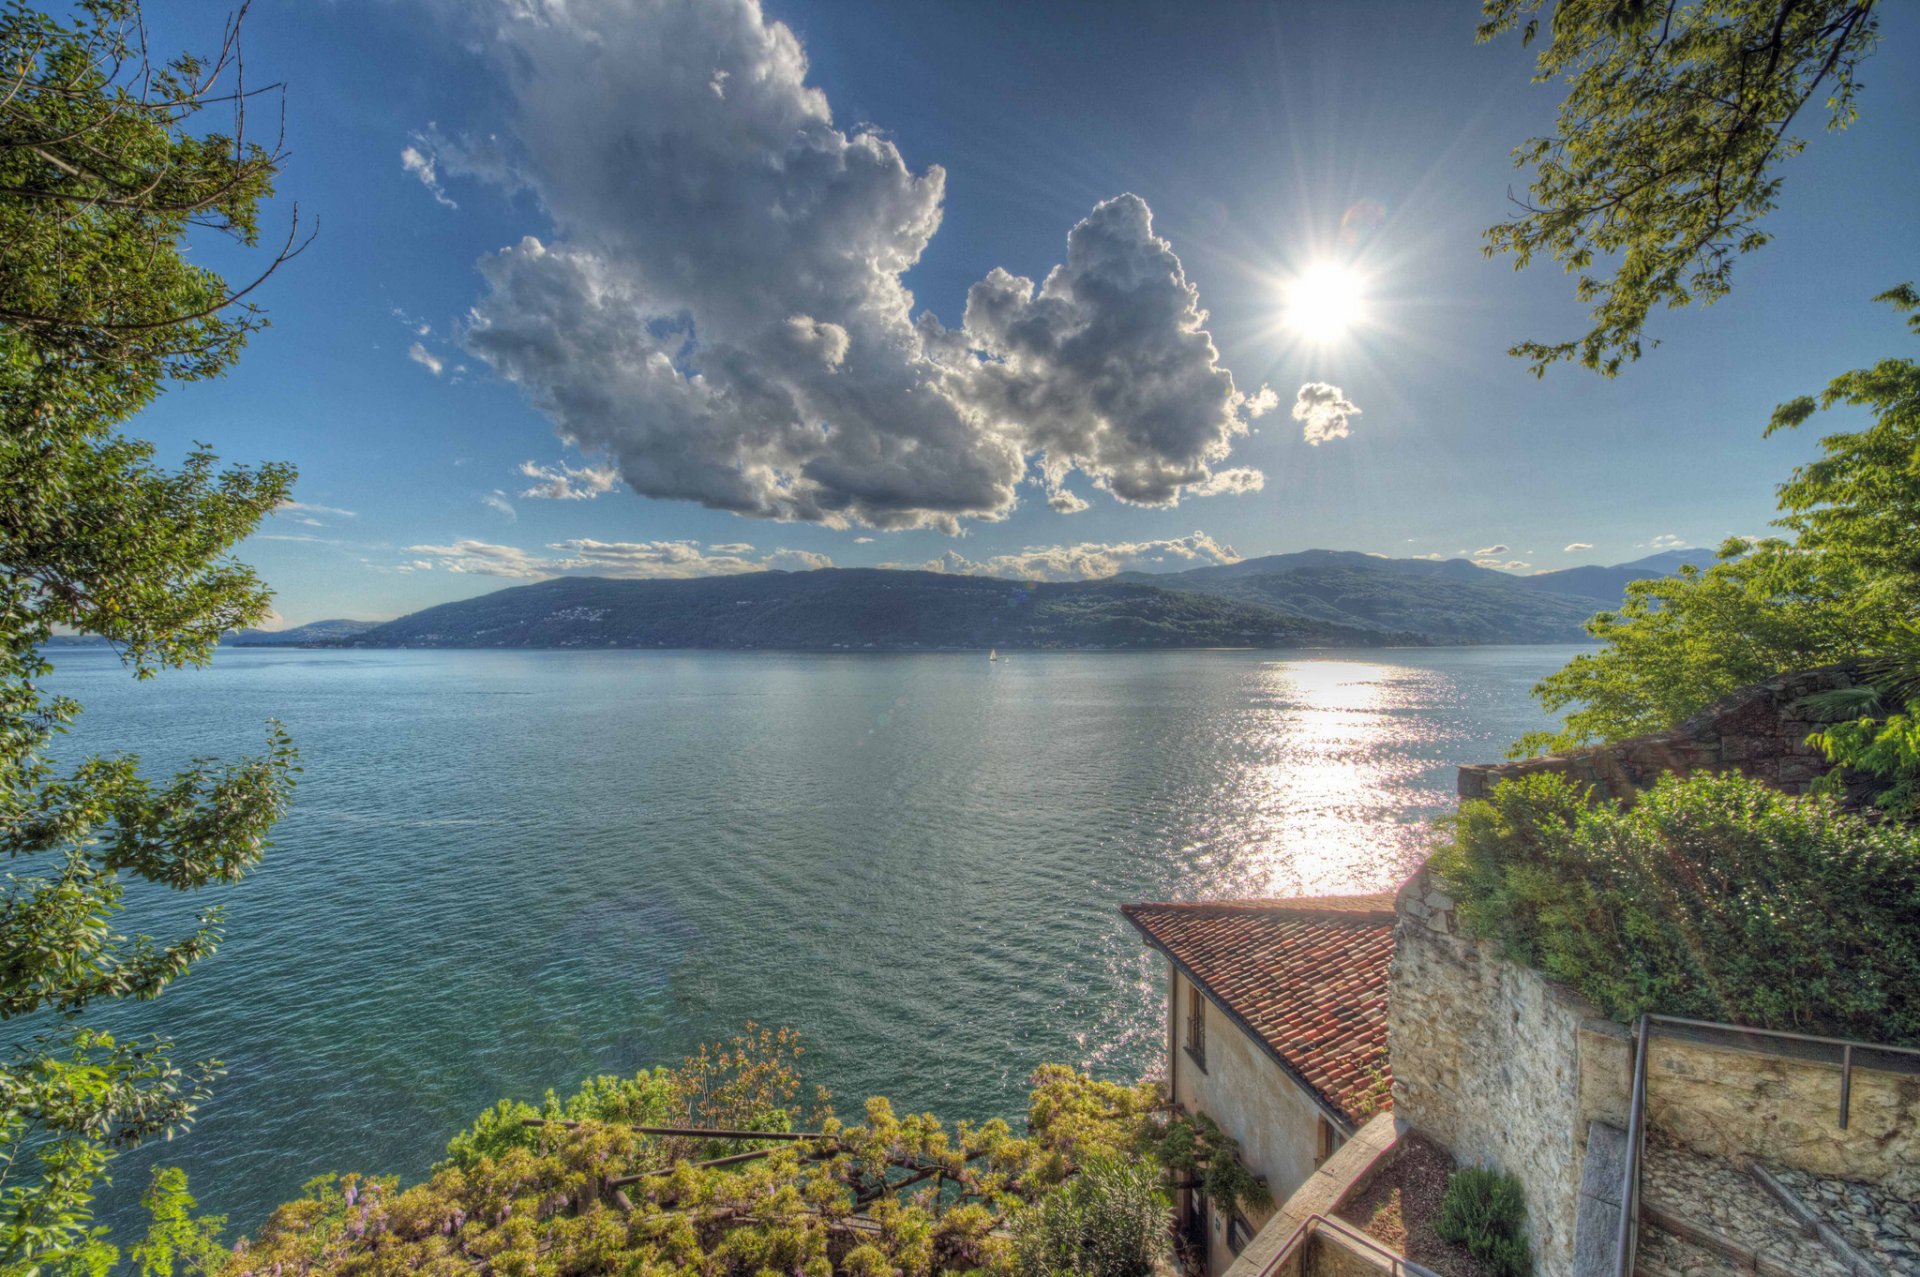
[1636,1136,1857,1277]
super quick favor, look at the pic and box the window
[1315,1116,1341,1167]
[1228,1214,1255,1256]
[1183,978,1207,1072]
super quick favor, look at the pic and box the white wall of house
[1165,958,1344,1277]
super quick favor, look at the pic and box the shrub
[1008,1157,1171,1277]
[1430,771,1920,1044]
[221,1036,1168,1277]
[1434,1167,1530,1277]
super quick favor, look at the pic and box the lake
[39,645,1579,1238]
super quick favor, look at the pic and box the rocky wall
[1457,666,1865,805]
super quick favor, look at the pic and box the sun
[1284,261,1366,342]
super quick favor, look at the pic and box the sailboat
[988,648,998,663]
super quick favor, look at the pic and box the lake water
[39,645,1579,1239]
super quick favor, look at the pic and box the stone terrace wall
[1457,666,1863,805]
[1389,863,1920,1276]
[1388,869,1630,1277]
[1645,1036,1920,1197]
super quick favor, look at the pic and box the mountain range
[243,547,1709,652]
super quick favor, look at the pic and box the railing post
[1839,1043,1853,1130]
[1615,1013,1651,1277]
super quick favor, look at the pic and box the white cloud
[1291,382,1360,445]
[853,535,875,544]
[1410,552,1447,561]
[1046,488,1091,514]
[400,538,832,580]
[403,540,549,577]
[1473,557,1532,572]
[762,548,833,571]
[276,500,357,521]
[401,144,457,209]
[1474,543,1509,556]
[408,342,444,376]
[900,531,1239,582]
[1647,533,1687,550]
[1187,467,1265,497]
[1563,542,1594,552]
[517,459,619,501]
[433,0,1267,532]
[481,490,517,520]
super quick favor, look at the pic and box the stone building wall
[1169,958,1335,1276]
[1387,868,1629,1277]
[1456,666,1863,805]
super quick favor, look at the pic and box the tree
[1481,0,1882,376]
[221,1038,1168,1277]
[0,1,303,1269]
[1521,286,1918,754]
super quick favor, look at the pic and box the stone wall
[1389,864,1920,1277]
[1457,666,1864,805]
[1387,868,1629,1277]
[1644,1036,1920,1197]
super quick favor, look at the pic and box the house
[1122,896,1396,1277]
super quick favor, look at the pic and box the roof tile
[1121,895,1395,1125]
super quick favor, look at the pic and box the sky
[129,1,1920,626]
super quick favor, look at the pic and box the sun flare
[1284,262,1366,341]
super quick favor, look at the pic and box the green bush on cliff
[1431,772,1920,1044]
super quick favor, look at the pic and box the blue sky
[131,1,1920,625]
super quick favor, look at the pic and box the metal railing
[1611,1013,1920,1277]
[1255,1212,1444,1277]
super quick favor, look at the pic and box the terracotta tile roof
[1122,895,1396,1126]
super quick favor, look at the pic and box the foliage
[1810,706,1920,818]
[1006,1158,1169,1277]
[438,1024,811,1173]
[127,1169,226,1277]
[1431,771,1920,1043]
[1521,288,1920,755]
[1479,0,1881,376]
[219,1037,1169,1277]
[1,1,302,1268]
[1434,1167,1530,1277]
[1149,1111,1270,1221]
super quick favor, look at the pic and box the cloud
[408,342,445,376]
[1046,488,1091,514]
[853,535,875,544]
[1187,467,1265,497]
[403,540,550,576]
[1291,382,1360,445]
[433,0,1267,532]
[276,500,357,521]
[1563,542,1594,553]
[1473,557,1532,572]
[401,144,457,209]
[518,459,619,501]
[900,531,1239,582]
[400,538,832,580]
[1474,544,1509,556]
[481,490,517,520]
[1647,533,1687,550]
